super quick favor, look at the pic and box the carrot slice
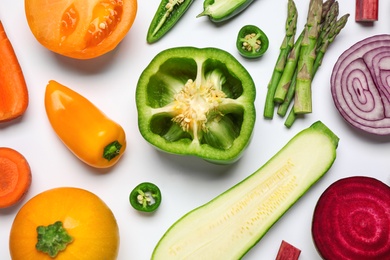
[0,21,29,122]
[0,147,31,208]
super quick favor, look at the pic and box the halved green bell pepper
[136,47,256,164]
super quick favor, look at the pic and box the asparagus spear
[263,0,298,119]
[273,0,335,104]
[285,8,350,127]
[314,13,350,73]
[284,104,298,128]
[277,0,339,117]
[317,1,339,51]
[320,0,335,23]
[293,0,323,114]
[273,33,303,103]
[264,0,349,127]
[277,69,297,117]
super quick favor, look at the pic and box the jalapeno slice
[129,182,162,212]
[236,25,269,59]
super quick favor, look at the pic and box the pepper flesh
[136,47,256,163]
[236,25,269,59]
[147,0,194,43]
[197,0,254,22]
[45,80,126,168]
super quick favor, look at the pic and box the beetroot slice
[275,240,301,260]
[312,176,390,260]
[330,34,390,135]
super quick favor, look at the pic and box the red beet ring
[331,34,390,135]
[312,176,390,260]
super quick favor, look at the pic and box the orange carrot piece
[0,147,31,208]
[355,0,378,22]
[0,21,29,122]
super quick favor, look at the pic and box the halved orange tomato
[25,0,137,59]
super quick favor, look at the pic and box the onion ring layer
[331,34,390,135]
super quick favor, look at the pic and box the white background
[1,0,389,259]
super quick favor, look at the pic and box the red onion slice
[312,176,390,260]
[331,34,390,135]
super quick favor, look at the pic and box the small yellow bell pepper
[45,80,126,168]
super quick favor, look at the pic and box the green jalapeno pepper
[236,25,269,59]
[135,47,256,164]
[197,0,254,23]
[129,182,162,212]
[147,0,194,43]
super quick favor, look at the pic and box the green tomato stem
[36,221,73,258]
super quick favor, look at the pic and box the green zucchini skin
[152,121,339,259]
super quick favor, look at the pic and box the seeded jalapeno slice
[129,182,162,212]
[236,25,269,59]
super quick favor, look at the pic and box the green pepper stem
[103,140,122,161]
[36,221,73,258]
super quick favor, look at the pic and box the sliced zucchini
[152,121,339,259]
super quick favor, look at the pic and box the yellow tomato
[9,187,119,259]
[45,80,126,168]
[25,0,138,59]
